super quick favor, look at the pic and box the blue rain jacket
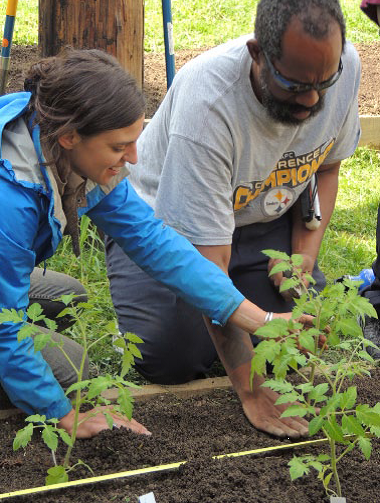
[0,93,244,419]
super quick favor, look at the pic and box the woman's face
[60,115,145,185]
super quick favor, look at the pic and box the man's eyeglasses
[262,50,343,94]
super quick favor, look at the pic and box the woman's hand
[58,406,151,438]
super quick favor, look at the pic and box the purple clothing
[361,0,380,26]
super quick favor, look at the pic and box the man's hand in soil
[205,320,311,439]
[241,373,309,439]
[58,406,151,438]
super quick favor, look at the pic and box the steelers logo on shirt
[261,187,295,217]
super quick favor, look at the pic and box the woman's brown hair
[24,48,145,168]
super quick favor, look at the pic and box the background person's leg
[105,237,217,384]
[29,268,88,331]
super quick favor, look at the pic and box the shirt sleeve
[153,135,236,246]
[0,178,72,419]
[87,179,245,326]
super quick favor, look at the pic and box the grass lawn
[0,0,379,378]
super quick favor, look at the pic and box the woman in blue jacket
[0,48,314,439]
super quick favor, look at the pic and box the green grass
[1,0,379,378]
[1,0,379,49]
[320,148,380,280]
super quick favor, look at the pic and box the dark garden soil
[0,368,378,502]
[4,41,380,118]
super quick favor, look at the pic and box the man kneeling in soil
[105,0,361,438]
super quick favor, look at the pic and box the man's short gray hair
[254,0,346,60]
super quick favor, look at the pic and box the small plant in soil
[251,250,380,500]
[0,296,143,485]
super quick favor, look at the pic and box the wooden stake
[38,0,144,88]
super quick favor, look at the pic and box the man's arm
[269,161,341,295]
[195,244,309,439]
[292,161,341,273]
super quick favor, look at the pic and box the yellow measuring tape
[0,436,332,499]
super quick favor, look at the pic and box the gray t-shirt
[130,35,361,246]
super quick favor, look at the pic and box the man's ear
[246,39,261,64]
[58,130,81,150]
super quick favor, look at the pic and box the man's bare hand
[268,255,314,301]
[241,373,309,439]
[58,406,151,438]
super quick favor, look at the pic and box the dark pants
[0,269,89,409]
[105,213,326,385]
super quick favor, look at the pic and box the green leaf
[58,429,73,447]
[104,411,114,430]
[121,351,135,378]
[250,352,267,378]
[261,249,290,261]
[0,308,23,324]
[104,320,118,334]
[358,437,372,460]
[118,387,134,420]
[33,332,53,353]
[275,392,301,405]
[324,417,345,442]
[17,324,39,342]
[320,395,341,416]
[255,318,289,339]
[13,423,34,450]
[317,454,330,462]
[288,456,310,480]
[356,409,380,429]
[113,338,126,349]
[128,344,142,360]
[260,379,293,393]
[268,261,292,276]
[44,317,58,331]
[299,332,315,354]
[290,254,304,267]
[336,318,363,337]
[342,415,366,436]
[25,414,47,423]
[308,460,323,472]
[295,382,314,394]
[362,338,380,350]
[26,303,44,321]
[323,472,333,490]
[281,404,308,418]
[255,339,281,362]
[65,380,91,396]
[308,383,329,401]
[279,277,299,293]
[87,376,113,400]
[357,350,375,363]
[340,386,357,410]
[125,332,144,344]
[42,427,58,451]
[309,415,325,436]
[46,465,69,486]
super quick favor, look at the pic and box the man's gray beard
[259,69,325,125]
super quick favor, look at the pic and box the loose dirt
[4,42,380,118]
[0,369,378,502]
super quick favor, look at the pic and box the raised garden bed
[0,368,378,502]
